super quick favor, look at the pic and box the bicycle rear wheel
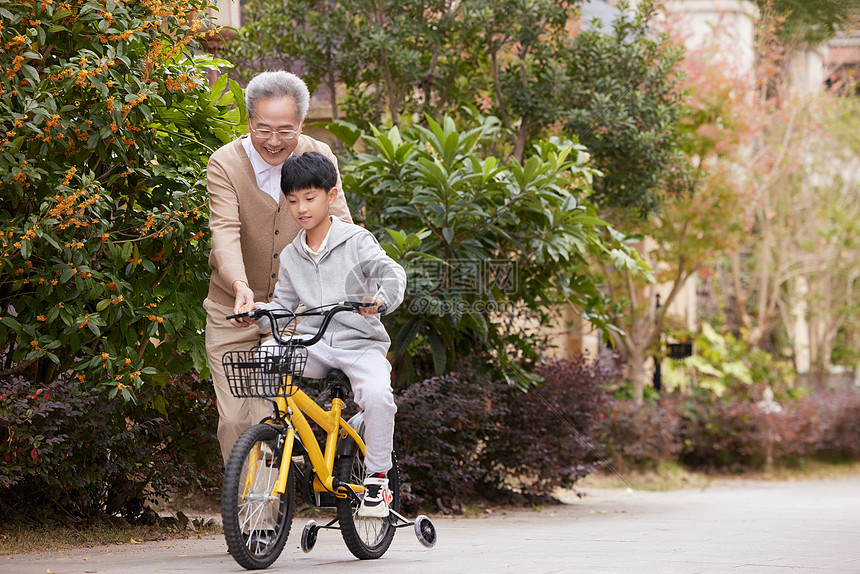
[334,449,400,559]
[222,424,295,570]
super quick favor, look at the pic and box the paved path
[5,475,860,573]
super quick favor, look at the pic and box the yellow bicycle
[220,302,436,570]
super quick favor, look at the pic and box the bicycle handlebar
[226,301,387,347]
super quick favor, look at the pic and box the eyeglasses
[250,126,301,142]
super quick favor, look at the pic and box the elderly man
[204,71,352,464]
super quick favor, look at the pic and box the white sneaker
[358,474,392,518]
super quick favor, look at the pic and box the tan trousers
[204,297,273,466]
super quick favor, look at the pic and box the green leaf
[0,316,22,332]
[381,244,399,259]
[427,330,447,375]
[385,228,406,250]
[120,242,132,262]
[570,215,609,227]
[441,227,454,244]
[324,120,363,148]
[87,321,101,337]
[228,79,246,121]
[391,315,423,359]
[209,73,229,105]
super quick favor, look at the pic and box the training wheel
[301,520,318,553]
[414,515,437,548]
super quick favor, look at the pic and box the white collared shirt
[242,136,283,204]
[301,216,334,262]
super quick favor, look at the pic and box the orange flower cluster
[47,186,102,231]
[61,166,77,185]
[141,214,157,234]
[74,58,117,86]
[164,72,202,93]
[107,29,134,42]
[4,35,27,50]
[7,55,25,80]
[122,93,148,115]
[45,68,76,82]
[71,120,94,143]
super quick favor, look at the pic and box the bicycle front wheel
[222,423,295,570]
[335,449,401,559]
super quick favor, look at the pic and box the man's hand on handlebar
[230,280,257,328]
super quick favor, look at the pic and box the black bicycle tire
[334,449,400,559]
[222,424,295,570]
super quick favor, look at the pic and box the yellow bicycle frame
[262,374,367,501]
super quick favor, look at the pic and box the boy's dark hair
[280,151,338,196]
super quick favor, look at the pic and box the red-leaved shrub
[394,357,617,509]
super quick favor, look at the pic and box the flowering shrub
[0,0,241,519]
[0,0,243,394]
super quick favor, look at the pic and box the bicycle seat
[323,369,351,394]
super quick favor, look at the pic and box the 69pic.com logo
[404,258,518,316]
[407,296,514,316]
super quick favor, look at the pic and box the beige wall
[664,0,758,77]
[543,306,601,360]
[211,0,241,28]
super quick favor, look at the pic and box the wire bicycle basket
[222,344,308,398]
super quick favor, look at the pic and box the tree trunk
[327,56,338,121]
[626,344,649,405]
[374,0,399,126]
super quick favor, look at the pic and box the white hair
[245,71,310,121]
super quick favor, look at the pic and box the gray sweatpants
[264,338,397,474]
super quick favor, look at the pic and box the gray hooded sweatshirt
[259,216,406,354]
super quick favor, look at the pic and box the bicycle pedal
[316,492,338,507]
[334,484,355,499]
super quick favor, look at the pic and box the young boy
[240,151,406,518]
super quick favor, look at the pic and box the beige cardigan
[206,135,353,307]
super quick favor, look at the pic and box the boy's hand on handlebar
[358,298,385,316]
